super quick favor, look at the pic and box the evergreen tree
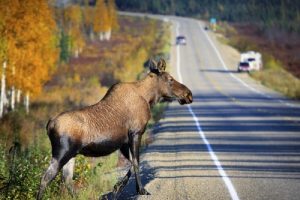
[115,0,300,34]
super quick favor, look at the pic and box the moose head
[148,58,193,105]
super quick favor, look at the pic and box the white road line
[175,22,240,200]
[197,21,297,108]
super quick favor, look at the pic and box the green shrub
[0,15,172,199]
[0,144,56,200]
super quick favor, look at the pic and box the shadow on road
[116,91,300,199]
[160,93,299,165]
[101,162,155,200]
[200,68,239,74]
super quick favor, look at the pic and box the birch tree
[0,62,6,117]
[107,0,119,40]
[63,5,85,58]
[83,4,95,40]
[0,0,58,115]
[93,0,110,41]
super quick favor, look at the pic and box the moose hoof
[139,188,150,195]
[99,192,113,200]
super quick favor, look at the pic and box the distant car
[240,51,262,71]
[176,36,186,45]
[237,62,250,72]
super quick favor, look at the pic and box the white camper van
[238,51,262,72]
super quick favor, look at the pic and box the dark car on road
[176,35,186,45]
[237,62,250,72]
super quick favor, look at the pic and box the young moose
[37,58,193,199]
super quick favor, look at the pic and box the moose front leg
[112,144,133,200]
[129,132,150,195]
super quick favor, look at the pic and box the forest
[0,0,170,199]
[116,0,300,34]
[116,0,300,99]
[0,0,118,117]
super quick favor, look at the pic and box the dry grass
[217,22,300,99]
[251,68,300,99]
[0,15,171,199]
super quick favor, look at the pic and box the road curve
[119,14,300,200]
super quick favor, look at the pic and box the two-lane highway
[120,14,300,200]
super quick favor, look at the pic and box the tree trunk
[25,92,30,114]
[16,89,21,104]
[11,86,15,111]
[99,32,104,41]
[89,31,94,41]
[0,61,7,118]
[105,29,111,41]
[74,49,79,58]
[10,66,15,111]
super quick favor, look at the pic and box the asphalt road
[119,14,300,200]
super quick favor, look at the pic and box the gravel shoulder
[117,14,300,200]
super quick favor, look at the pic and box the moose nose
[186,91,193,103]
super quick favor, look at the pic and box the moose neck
[136,73,161,107]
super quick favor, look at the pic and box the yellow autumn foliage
[63,5,85,55]
[0,0,59,97]
[92,0,118,34]
[94,0,110,33]
[107,0,119,30]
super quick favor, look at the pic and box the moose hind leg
[62,158,75,196]
[37,158,59,200]
[129,133,150,195]
[112,144,133,199]
[37,135,78,200]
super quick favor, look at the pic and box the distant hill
[115,0,300,34]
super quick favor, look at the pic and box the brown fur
[37,59,193,200]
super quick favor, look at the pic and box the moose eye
[168,77,174,82]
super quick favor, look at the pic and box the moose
[37,58,193,200]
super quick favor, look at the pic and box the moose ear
[157,59,166,71]
[148,59,159,73]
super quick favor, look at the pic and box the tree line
[0,0,118,118]
[116,0,300,33]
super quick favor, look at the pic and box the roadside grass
[251,68,300,99]
[216,22,300,99]
[140,21,171,148]
[0,15,171,199]
[53,153,119,200]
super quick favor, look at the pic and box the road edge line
[198,21,297,108]
[175,22,240,200]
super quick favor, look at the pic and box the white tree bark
[11,86,15,111]
[74,49,79,58]
[25,91,30,114]
[16,89,21,104]
[99,32,105,41]
[0,61,7,118]
[10,66,15,111]
[105,29,111,41]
